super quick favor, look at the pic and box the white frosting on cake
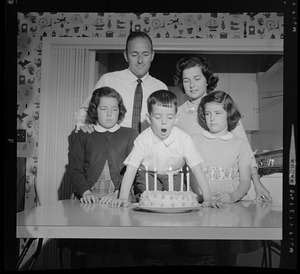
[139,190,198,208]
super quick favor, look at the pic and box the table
[16,199,282,269]
[17,199,282,240]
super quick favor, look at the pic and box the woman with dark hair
[174,55,219,135]
[68,86,138,203]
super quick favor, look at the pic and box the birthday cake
[139,190,198,208]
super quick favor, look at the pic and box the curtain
[37,47,94,205]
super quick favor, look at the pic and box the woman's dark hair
[173,55,219,93]
[125,31,153,53]
[147,89,178,115]
[197,90,243,132]
[86,86,127,125]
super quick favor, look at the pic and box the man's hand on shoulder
[75,123,95,133]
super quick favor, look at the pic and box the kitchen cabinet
[211,55,259,131]
[251,58,283,152]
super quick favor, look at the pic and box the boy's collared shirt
[124,126,204,175]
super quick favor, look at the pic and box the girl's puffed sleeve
[232,121,257,168]
[238,139,254,168]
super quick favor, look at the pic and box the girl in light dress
[190,90,252,203]
[188,90,261,265]
[173,55,267,265]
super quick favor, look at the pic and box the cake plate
[132,204,201,214]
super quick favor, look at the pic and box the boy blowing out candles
[101,89,222,208]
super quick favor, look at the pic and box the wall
[251,61,283,153]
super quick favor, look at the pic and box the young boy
[103,89,219,208]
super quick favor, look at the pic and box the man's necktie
[132,78,143,133]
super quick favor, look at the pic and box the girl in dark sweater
[65,86,138,267]
[68,86,138,203]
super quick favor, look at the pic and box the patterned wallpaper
[17,12,284,210]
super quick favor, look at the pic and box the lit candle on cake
[180,168,184,191]
[154,167,157,191]
[186,167,190,191]
[168,167,174,191]
[145,166,149,191]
